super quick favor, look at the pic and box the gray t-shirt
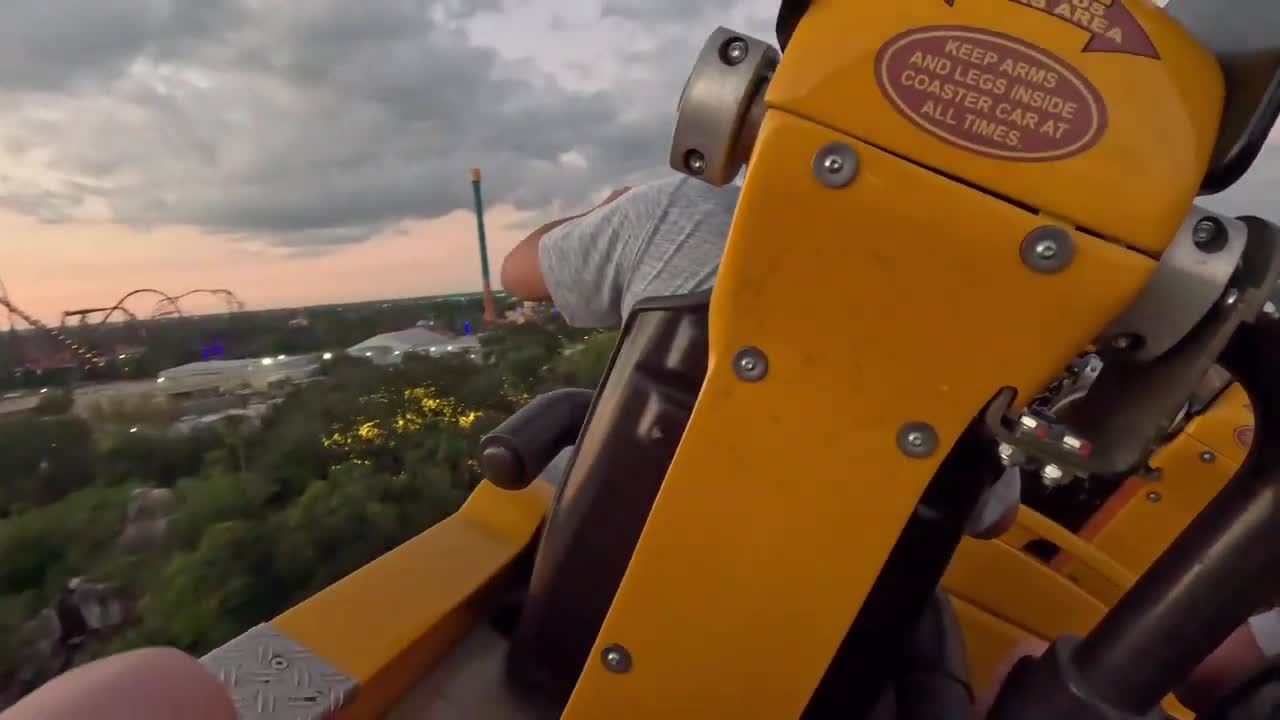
[538,175,741,328]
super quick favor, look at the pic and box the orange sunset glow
[0,204,538,324]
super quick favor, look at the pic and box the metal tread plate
[201,623,357,720]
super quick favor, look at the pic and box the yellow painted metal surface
[947,522,1191,718]
[946,535,1108,642]
[951,595,1042,703]
[1059,382,1249,600]
[768,0,1223,255]
[562,109,1154,718]
[1010,506,1134,600]
[1186,382,1253,466]
[271,479,551,720]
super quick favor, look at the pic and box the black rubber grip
[478,389,594,490]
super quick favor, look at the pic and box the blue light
[463,321,472,336]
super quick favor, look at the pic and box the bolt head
[723,39,749,65]
[269,656,289,670]
[1034,239,1058,260]
[1112,334,1135,350]
[1221,288,1240,308]
[1040,464,1069,488]
[732,346,768,382]
[1264,301,1279,320]
[822,155,844,174]
[1193,218,1221,245]
[685,150,707,175]
[601,644,632,673]
[1199,451,1216,463]
[896,422,938,458]
[1146,490,1163,503]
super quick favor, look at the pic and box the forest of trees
[0,316,618,706]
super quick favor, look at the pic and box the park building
[346,325,481,366]
[156,354,323,397]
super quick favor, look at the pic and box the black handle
[1070,315,1280,713]
[990,316,1280,720]
[478,389,594,490]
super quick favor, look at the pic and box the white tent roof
[348,327,469,354]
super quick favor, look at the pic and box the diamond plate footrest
[201,624,358,719]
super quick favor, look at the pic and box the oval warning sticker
[1235,425,1253,450]
[875,25,1108,161]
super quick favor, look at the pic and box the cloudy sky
[0,0,1275,322]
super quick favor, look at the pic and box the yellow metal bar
[271,480,551,720]
[563,108,1154,718]
[945,536,1107,642]
[1010,506,1135,604]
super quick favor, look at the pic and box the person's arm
[1177,621,1268,712]
[500,187,631,302]
[1,648,236,720]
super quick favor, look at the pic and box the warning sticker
[1235,425,1253,450]
[1009,0,1159,58]
[875,26,1108,161]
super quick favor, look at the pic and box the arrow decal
[943,0,1159,58]
[1010,0,1159,58]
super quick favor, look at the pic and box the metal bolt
[1264,301,1280,320]
[1062,434,1084,451]
[732,346,768,382]
[1199,450,1216,463]
[1041,464,1067,487]
[1018,414,1040,430]
[601,644,632,673]
[812,142,858,188]
[1112,334,1138,351]
[998,442,1024,467]
[1221,288,1240,308]
[684,150,707,175]
[722,39,749,66]
[1020,226,1074,274]
[269,656,289,670]
[1192,217,1225,252]
[1146,490,1163,503]
[896,422,939,459]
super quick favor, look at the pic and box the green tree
[544,331,618,390]
[33,390,73,416]
[0,416,96,511]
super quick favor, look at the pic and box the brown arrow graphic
[1010,0,1159,58]
[943,0,1158,58]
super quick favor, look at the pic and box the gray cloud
[1200,134,1280,223]
[600,0,738,24]
[3,0,1277,255]
[0,0,720,247]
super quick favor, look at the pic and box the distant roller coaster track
[151,289,246,319]
[1,276,246,369]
